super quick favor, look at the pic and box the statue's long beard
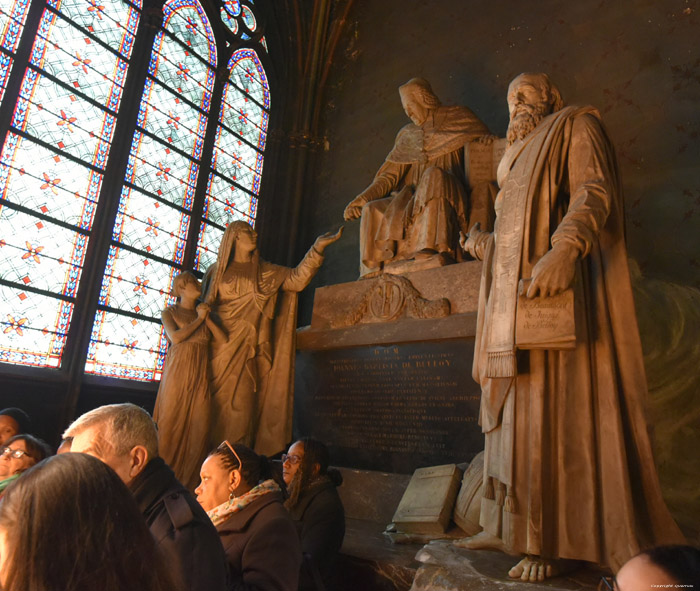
[506,103,550,145]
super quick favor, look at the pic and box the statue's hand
[343,196,367,221]
[474,134,499,146]
[196,302,210,318]
[526,243,578,298]
[313,226,344,253]
[461,223,488,261]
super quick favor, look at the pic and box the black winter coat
[217,490,302,591]
[130,457,229,591]
[288,476,345,591]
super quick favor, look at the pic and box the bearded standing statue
[457,73,684,580]
[343,78,493,276]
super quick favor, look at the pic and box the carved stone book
[392,464,462,534]
[515,278,576,349]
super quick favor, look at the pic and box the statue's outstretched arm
[283,227,343,291]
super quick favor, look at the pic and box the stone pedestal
[410,541,605,591]
[295,261,484,474]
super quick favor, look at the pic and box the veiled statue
[202,222,341,456]
[457,73,684,580]
[343,77,494,276]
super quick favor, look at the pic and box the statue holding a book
[458,73,684,581]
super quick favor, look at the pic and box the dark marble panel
[294,339,484,473]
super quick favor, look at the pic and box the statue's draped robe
[205,249,323,456]
[358,106,489,274]
[153,306,210,490]
[474,106,684,570]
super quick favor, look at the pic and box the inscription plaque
[294,339,483,473]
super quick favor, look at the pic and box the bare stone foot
[453,531,511,553]
[508,556,580,582]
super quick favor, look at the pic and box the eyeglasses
[598,575,616,591]
[219,440,243,474]
[281,453,302,465]
[1,446,30,459]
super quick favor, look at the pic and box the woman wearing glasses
[0,434,52,497]
[195,441,301,591]
[283,438,345,591]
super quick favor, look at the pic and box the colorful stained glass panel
[241,5,256,32]
[126,132,199,209]
[163,0,216,66]
[221,89,268,149]
[32,12,129,111]
[204,173,255,226]
[0,206,86,297]
[222,0,241,17]
[98,245,178,319]
[0,285,72,368]
[212,140,260,195]
[0,0,32,104]
[138,78,207,156]
[0,134,101,229]
[113,186,190,263]
[229,50,270,108]
[194,220,224,272]
[85,311,167,380]
[14,73,116,168]
[149,31,214,110]
[220,8,238,35]
[49,0,140,58]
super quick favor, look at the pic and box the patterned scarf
[207,479,280,527]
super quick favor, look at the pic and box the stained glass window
[220,0,264,44]
[195,48,269,272]
[0,0,141,368]
[85,0,217,380]
[1,0,272,383]
[0,0,32,106]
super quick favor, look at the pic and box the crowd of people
[0,404,346,591]
[0,404,698,591]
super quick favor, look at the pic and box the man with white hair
[65,403,228,591]
[459,73,684,580]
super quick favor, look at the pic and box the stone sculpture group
[154,72,684,580]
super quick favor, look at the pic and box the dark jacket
[288,476,345,591]
[130,457,229,591]
[217,490,301,591]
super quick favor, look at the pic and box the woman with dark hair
[0,453,181,591]
[283,438,345,591]
[0,408,31,446]
[0,433,52,496]
[195,441,301,591]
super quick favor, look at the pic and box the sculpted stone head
[506,73,564,144]
[399,78,441,126]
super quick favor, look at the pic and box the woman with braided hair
[283,438,345,591]
[195,441,301,591]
